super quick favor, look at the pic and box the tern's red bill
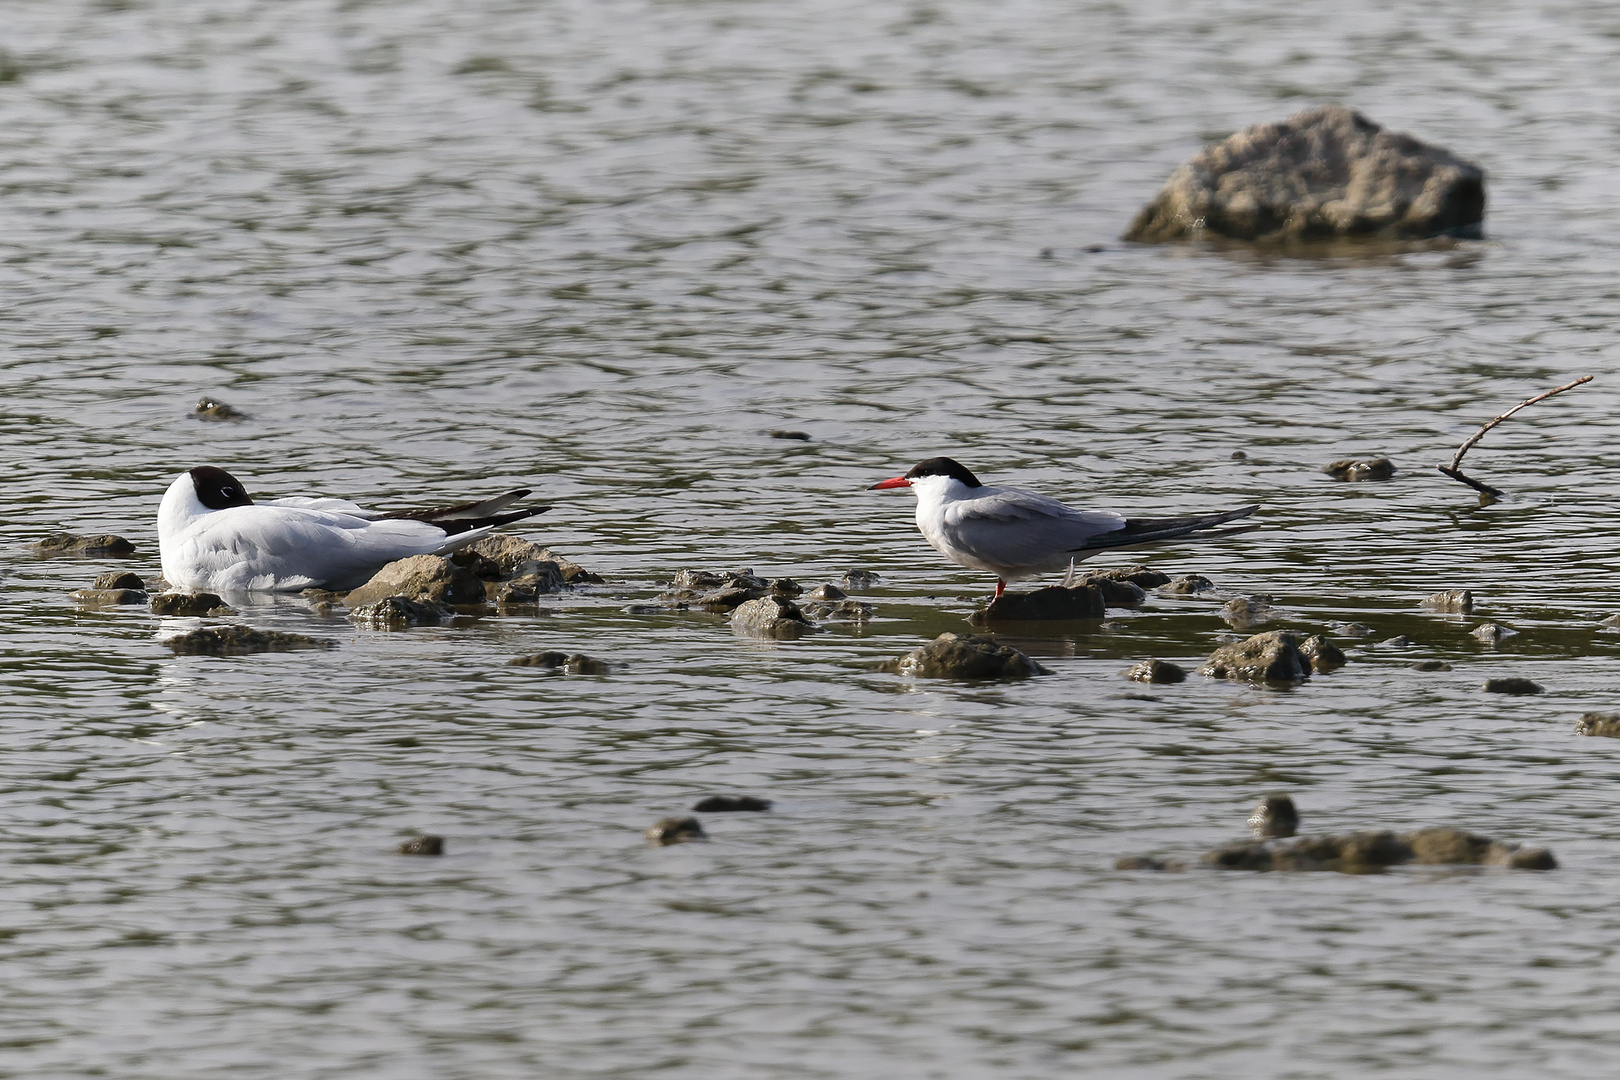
[868,476,912,490]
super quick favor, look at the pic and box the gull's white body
[158,473,515,593]
[909,473,1130,581]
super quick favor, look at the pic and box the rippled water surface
[6,0,1620,1076]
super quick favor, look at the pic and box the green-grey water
[5,1,1620,1076]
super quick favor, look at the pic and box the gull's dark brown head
[189,466,254,510]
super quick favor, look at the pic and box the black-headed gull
[869,457,1257,596]
[158,466,550,593]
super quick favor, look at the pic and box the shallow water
[5,0,1620,1076]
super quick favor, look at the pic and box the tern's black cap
[906,457,983,488]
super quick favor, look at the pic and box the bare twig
[1436,375,1593,499]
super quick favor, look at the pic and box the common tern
[869,457,1258,597]
[158,466,550,593]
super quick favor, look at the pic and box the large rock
[972,584,1105,623]
[884,633,1049,680]
[729,596,820,639]
[459,535,602,584]
[343,555,487,608]
[1125,105,1485,244]
[1202,827,1554,872]
[165,626,332,656]
[1198,630,1310,683]
[29,533,135,556]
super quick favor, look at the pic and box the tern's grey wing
[941,488,1127,572]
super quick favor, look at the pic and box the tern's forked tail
[1071,504,1260,553]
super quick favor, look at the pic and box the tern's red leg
[995,578,1006,598]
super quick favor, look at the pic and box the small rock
[450,548,508,581]
[1411,660,1453,671]
[1496,845,1558,870]
[624,603,682,615]
[192,396,245,421]
[1378,635,1412,647]
[806,583,847,601]
[1219,595,1274,629]
[544,550,605,584]
[70,587,148,606]
[344,555,488,608]
[646,816,707,846]
[1483,677,1543,695]
[1248,795,1299,838]
[1330,621,1375,638]
[1114,856,1185,872]
[1230,450,1248,461]
[1422,589,1474,613]
[151,592,232,616]
[801,599,873,622]
[1124,659,1186,684]
[659,570,769,611]
[1123,105,1485,244]
[508,651,611,674]
[493,570,567,604]
[1599,614,1620,630]
[1087,565,1173,589]
[1324,457,1396,481]
[461,535,601,585]
[768,429,811,441]
[1298,634,1347,673]
[397,835,444,856]
[840,570,880,590]
[730,596,820,639]
[1158,574,1215,596]
[973,584,1105,622]
[691,795,772,813]
[29,533,136,556]
[769,578,803,598]
[1080,574,1148,607]
[350,595,448,628]
[94,571,146,590]
[1576,712,1620,737]
[670,569,729,591]
[1202,841,1287,871]
[1472,623,1517,644]
[1197,630,1310,683]
[165,626,332,655]
[882,633,1050,680]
